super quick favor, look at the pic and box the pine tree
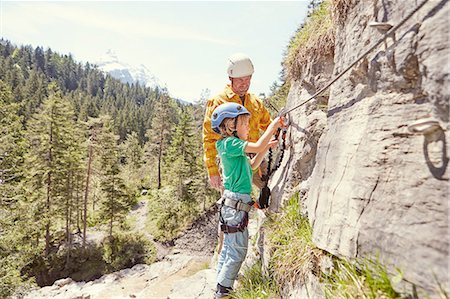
[0,80,25,205]
[121,131,143,169]
[34,46,45,73]
[81,116,104,246]
[97,115,132,238]
[23,82,79,256]
[164,108,197,201]
[44,48,57,79]
[18,45,33,73]
[63,118,85,267]
[0,80,29,293]
[146,95,173,189]
[163,106,216,220]
[22,70,47,121]
[120,131,145,193]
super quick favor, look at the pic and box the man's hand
[209,175,223,190]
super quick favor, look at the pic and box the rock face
[269,55,333,210]
[270,0,449,295]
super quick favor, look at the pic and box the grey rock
[286,273,324,299]
[270,0,449,296]
[54,278,74,288]
[167,268,216,299]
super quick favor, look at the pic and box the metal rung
[369,21,394,31]
[408,118,442,134]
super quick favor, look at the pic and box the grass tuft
[230,261,280,299]
[284,0,335,80]
[266,193,323,290]
[322,258,402,299]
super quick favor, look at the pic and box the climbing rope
[280,0,430,117]
[262,128,287,181]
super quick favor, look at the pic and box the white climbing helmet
[227,53,254,78]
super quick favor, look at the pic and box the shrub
[20,244,106,286]
[146,186,183,242]
[0,255,37,298]
[330,0,356,25]
[102,232,156,271]
[146,185,211,242]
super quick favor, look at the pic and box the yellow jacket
[202,85,272,177]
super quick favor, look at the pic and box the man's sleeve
[202,99,221,177]
[258,99,272,131]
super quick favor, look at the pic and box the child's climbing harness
[218,196,252,233]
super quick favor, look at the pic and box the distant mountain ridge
[95,49,164,90]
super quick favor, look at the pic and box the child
[211,102,283,298]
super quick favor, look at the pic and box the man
[202,53,272,190]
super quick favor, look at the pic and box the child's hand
[267,138,279,149]
[271,117,283,131]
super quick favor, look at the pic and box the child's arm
[250,139,279,170]
[245,117,282,154]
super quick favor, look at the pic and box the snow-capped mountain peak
[96,50,163,89]
[129,64,163,89]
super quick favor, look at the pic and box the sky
[0,1,308,103]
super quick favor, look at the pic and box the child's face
[236,115,250,140]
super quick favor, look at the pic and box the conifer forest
[0,39,219,296]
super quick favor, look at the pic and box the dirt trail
[129,198,172,260]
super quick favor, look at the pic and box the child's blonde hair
[218,114,250,138]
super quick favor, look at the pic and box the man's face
[230,75,252,97]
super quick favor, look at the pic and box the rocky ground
[22,253,216,299]
[19,200,264,299]
[173,205,219,256]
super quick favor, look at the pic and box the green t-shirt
[216,136,252,194]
